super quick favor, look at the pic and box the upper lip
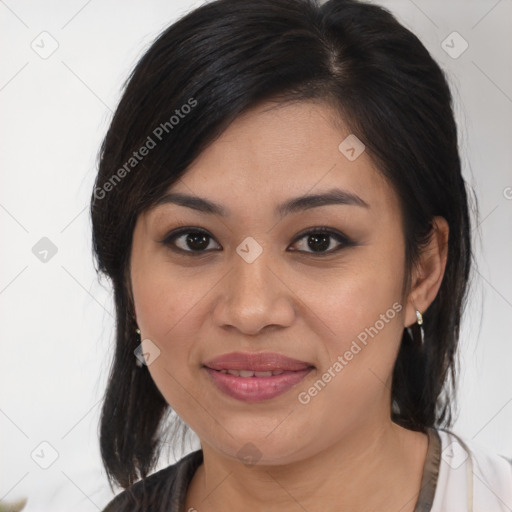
[204,352,314,372]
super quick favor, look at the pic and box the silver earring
[406,308,424,347]
[135,328,143,367]
[415,309,425,347]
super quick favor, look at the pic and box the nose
[212,244,296,336]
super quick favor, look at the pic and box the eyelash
[159,226,354,257]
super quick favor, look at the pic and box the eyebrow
[154,187,370,218]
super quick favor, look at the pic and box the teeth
[220,369,285,377]
[254,371,273,377]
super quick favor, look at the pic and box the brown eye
[160,226,353,257]
[161,227,221,254]
[288,227,353,255]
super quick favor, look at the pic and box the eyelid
[159,226,221,254]
[290,226,352,246]
[159,225,354,256]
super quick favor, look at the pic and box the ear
[404,216,449,328]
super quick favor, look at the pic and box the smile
[202,351,315,402]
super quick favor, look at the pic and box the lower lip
[203,367,314,402]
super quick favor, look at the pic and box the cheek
[132,256,208,342]
[306,280,404,390]
[130,260,216,407]
[307,249,404,344]
[303,240,406,395]
[322,274,404,350]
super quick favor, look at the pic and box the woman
[91,0,512,510]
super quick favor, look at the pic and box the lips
[204,351,313,372]
[203,352,315,402]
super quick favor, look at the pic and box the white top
[431,429,512,511]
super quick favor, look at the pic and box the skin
[129,100,449,512]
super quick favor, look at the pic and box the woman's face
[130,100,417,465]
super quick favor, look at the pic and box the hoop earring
[415,309,425,347]
[406,308,424,347]
[135,327,143,367]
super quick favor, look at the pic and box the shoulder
[101,449,203,512]
[432,428,512,511]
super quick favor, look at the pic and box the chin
[201,428,315,468]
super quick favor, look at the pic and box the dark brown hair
[90,0,475,490]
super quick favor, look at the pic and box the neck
[185,420,428,512]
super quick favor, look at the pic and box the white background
[1,0,511,510]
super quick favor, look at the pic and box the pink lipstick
[203,352,314,402]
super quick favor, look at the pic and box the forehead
[150,100,400,222]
